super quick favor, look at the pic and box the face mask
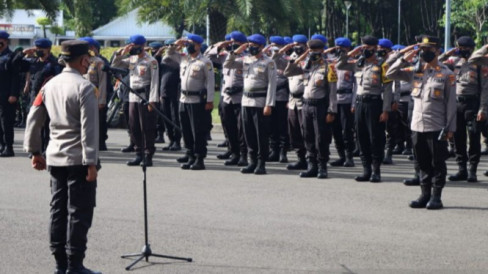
[310,52,322,62]
[294,46,305,55]
[420,50,436,63]
[376,50,387,58]
[285,49,293,56]
[458,49,472,59]
[232,44,240,51]
[186,44,197,54]
[362,49,375,59]
[0,42,4,48]
[129,47,142,55]
[249,46,260,56]
[36,50,45,58]
[225,45,232,51]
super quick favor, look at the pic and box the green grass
[212,91,221,124]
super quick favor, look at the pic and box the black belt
[356,94,382,102]
[181,90,202,96]
[457,95,479,102]
[277,82,289,91]
[303,97,327,105]
[400,91,411,97]
[291,93,303,99]
[337,89,353,94]
[244,91,267,98]
[224,86,243,95]
[134,86,150,94]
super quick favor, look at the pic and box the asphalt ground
[1,128,488,274]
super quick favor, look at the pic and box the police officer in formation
[336,35,393,182]
[439,36,488,183]
[205,31,248,166]
[165,34,215,170]
[113,34,160,167]
[387,35,456,210]
[148,41,167,144]
[24,39,101,274]
[224,34,277,175]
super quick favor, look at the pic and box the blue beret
[230,31,247,43]
[0,31,9,39]
[225,34,231,41]
[391,44,405,51]
[34,38,52,48]
[94,40,101,49]
[248,34,266,46]
[311,34,327,44]
[200,43,208,53]
[187,34,204,44]
[78,37,97,47]
[335,37,352,47]
[269,36,285,45]
[284,36,293,44]
[148,41,164,49]
[292,34,308,44]
[378,38,393,49]
[129,34,146,45]
[165,39,176,45]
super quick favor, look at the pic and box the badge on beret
[423,37,430,44]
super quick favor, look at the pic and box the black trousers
[302,102,331,162]
[454,100,482,166]
[397,101,412,149]
[161,96,181,143]
[355,99,385,165]
[0,101,15,147]
[385,108,400,150]
[332,103,355,154]
[129,102,157,156]
[242,106,269,161]
[49,165,96,258]
[122,102,134,146]
[98,106,108,146]
[269,101,290,151]
[288,106,305,157]
[412,131,448,187]
[221,101,246,156]
[180,102,207,158]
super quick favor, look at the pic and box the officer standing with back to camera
[165,34,215,170]
[112,34,160,167]
[0,31,20,157]
[24,40,101,274]
[440,36,488,183]
[387,35,456,210]
[205,31,249,167]
[336,35,393,183]
[224,34,277,175]
[284,37,337,179]
[148,41,167,144]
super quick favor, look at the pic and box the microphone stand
[111,71,192,271]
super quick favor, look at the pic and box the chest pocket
[412,74,424,98]
[362,67,381,89]
[313,70,326,87]
[190,64,203,79]
[429,77,446,100]
[137,64,148,77]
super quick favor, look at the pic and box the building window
[19,39,31,47]
[110,41,120,47]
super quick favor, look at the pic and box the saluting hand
[403,49,419,63]
[278,43,294,55]
[234,43,249,55]
[399,44,419,55]
[348,45,364,58]
[121,44,133,56]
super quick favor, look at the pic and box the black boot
[140,155,153,167]
[241,158,257,174]
[392,144,404,155]
[402,148,412,155]
[0,144,4,154]
[467,164,478,183]
[370,161,381,183]
[177,155,189,163]
[343,151,355,167]
[481,146,488,155]
[169,142,181,151]
[382,149,393,165]
[426,187,444,210]
[127,154,143,166]
[217,150,232,160]
[67,255,101,274]
[155,132,165,143]
[299,158,318,178]
[317,161,328,179]
[121,144,134,153]
[224,154,240,166]
[53,252,67,274]
[409,184,431,208]
[237,153,248,166]
[190,157,205,170]
[403,175,420,186]
[355,162,372,182]
[448,164,468,181]
[330,150,345,167]
[0,146,14,157]
[268,149,280,162]
[254,160,266,175]
[162,141,174,151]
[287,154,307,170]
[279,148,288,163]
[217,140,228,147]
[181,156,196,170]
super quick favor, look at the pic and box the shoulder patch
[381,63,392,84]
[151,60,158,70]
[327,64,338,83]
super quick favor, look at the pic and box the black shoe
[448,170,468,181]
[370,173,381,183]
[162,142,174,151]
[279,150,288,163]
[392,145,404,155]
[0,145,4,154]
[343,158,355,167]
[268,150,280,162]
[329,158,345,167]
[407,155,415,161]
[299,159,318,178]
[0,147,14,157]
[169,142,181,151]
[355,166,372,182]
[409,185,431,208]
[181,157,196,170]
[317,162,328,179]
[352,149,360,157]
[286,158,307,170]
[140,157,153,167]
[66,266,101,274]
[177,155,189,163]
[403,177,420,186]
[484,170,488,177]
[217,151,232,160]
[241,161,257,174]
[237,155,248,166]
[155,135,165,143]
[121,145,134,153]
[481,147,488,155]
[382,154,393,165]
[254,160,266,175]
[127,155,143,166]
[217,141,228,147]
[402,148,412,155]
[448,149,455,158]
[190,158,205,170]
[426,188,443,210]
[54,268,67,274]
[467,165,478,183]
[224,154,239,166]
[99,143,107,151]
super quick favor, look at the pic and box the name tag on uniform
[192,65,201,71]
[138,65,146,76]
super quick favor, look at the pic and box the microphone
[102,64,129,76]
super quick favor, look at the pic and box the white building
[92,9,177,47]
[0,9,72,47]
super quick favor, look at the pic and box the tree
[36,17,52,38]
[449,0,488,46]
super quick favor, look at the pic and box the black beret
[60,40,89,60]
[307,39,325,50]
[361,35,378,46]
[456,36,475,47]
[419,35,441,48]
[415,34,426,43]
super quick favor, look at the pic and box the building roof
[92,9,176,40]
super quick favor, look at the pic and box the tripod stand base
[121,244,192,271]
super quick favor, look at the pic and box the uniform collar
[63,67,83,76]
